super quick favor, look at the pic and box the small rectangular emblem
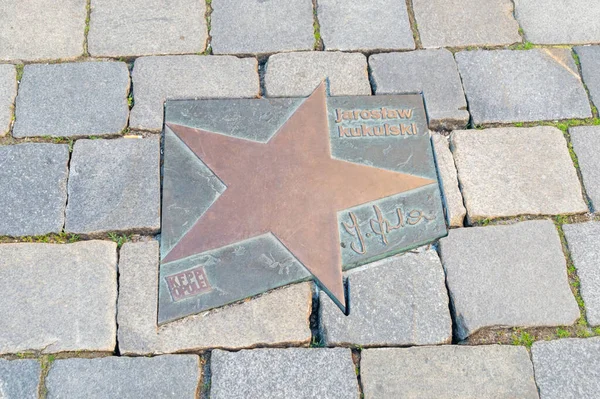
[165,266,212,302]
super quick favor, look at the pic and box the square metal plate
[159,83,447,324]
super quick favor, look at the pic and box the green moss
[6,232,80,244]
[107,232,130,248]
[512,41,534,50]
[84,0,91,36]
[15,64,24,82]
[572,52,581,67]
[556,328,570,338]
[512,330,534,347]
[312,17,322,50]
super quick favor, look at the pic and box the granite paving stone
[317,0,414,51]
[456,49,592,124]
[0,241,117,354]
[46,355,199,399]
[432,133,466,226]
[570,126,600,211]
[0,64,17,136]
[564,222,600,326]
[439,220,580,340]
[413,0,521,48]
[0,0,86,61]
[265,52,371,97]
[451,127,587,222]
[370,49,469,130]
[0,359,41,399]
[361,346,538,398]
[575,46,600,110]
[210,348,358,399]
[211,0,314,54]
[320,248,452,346]
[65,138,160,235]
[532,338,600,399]
[117,241,312,354]
[88,0,207,57]
[515,0,600,45]
[13,62,130,137]
[130,55,259,131]
[0,143,69,237]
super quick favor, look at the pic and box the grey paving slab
[432,133,466,226]
[456,49,592,124]
[361,346,538,399]
[13,62,130,137]
[210,348,358,399]
[575,46,600,110]
[0,359,40,399]
[320,248,452,346]
[0,143,69,237]
[130,55,259,131]
[532,338,600,399]
[211,0,314,54]
[88,0,207,57]
[451,126,587,222]
[439,220,580,340]
[317,0,414,51]
[564,222,600,326]
[0,0,86,61]
[117,241,312,354]
[370,49,469,130]
[515,0,600,45]
[570,126,600,211]
[0,241,117,354]
[265,52,370,97]
[65,138,160,235]
[0,64,16,136]
[413,0,521,48]
[46,355,199,399]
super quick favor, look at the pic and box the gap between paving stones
[510,0,526,43]
[83,0,91,57]
[351,348,365,399]
[563,128,595,212]
[311,0,324,51]
[404,0,422,49]
[204,0,214,55]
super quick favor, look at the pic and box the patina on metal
[159,81,447,324]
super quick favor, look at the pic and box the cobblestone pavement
[1,1,600,398]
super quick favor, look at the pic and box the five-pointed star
[164,82,435,312]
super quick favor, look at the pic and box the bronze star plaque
[159,82,447,324]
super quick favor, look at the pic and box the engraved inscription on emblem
[165,266,212,302]
[260,253,295,275]
[335,108,418,138]
[342,205,435,255]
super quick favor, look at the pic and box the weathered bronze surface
[159,82,447,324]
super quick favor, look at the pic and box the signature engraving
[343,205,435,254]
[342,212,367,255]
[166,266,212,302]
